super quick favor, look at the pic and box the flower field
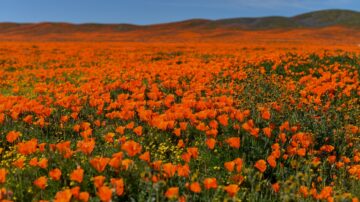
[0,42,359,201]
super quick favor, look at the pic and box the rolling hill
[0,9,359,42]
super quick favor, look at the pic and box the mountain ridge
[0,9,359,42]
[1,9,360,31]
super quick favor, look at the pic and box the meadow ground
[0,41,359,201]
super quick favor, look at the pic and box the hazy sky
[1,0,359,24]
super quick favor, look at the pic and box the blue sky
[1,0,359,24]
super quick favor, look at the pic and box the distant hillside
[0,9,359,42]
[210,9,360,30]
[293,9,360,28]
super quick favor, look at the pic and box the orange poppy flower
[115,126,125,135]
[70,167,84,183]
[97,185,112,202]
[179,122,188,130]
[328,155,336,164]
[139,151,150,162]
[297,148,306,157]
[71,186,80,198]
[250,128,260,137]
[73,124,81,132]
[225,137,240,149]
[177,164,190,177]
[0,113,4,124]
[299,186,308,197]
[111,178,124,196]
[177,139,185,148]
[234,158,243,172]
[209,120,218,129]
[217,114,229,126]
[29,157,38,167]
[267,155,277,168]
[261,109,271,120]
[80,129,92,139]
[90,157,110,173]
[109,157,121,169]
[317,186,332,199]
[279,133,287,143]
[34,176,47,190]
[272,182,280,193]
[38,158,48,169]
[165,187,179,199]
[104,132,115,143]
[133,126,143,136]
[121,159,134,170]
[125,122,135,129]
[54,189,72,202]
[320,145,334,153]
[187,147,198,159]
[6,131,20,143]
[70,112,79,120]
[121,140,142,157]
[224,184,239,197]
[0,168,6,184]
[204,178,217,190]
[49,168,62,181]
[12,157,25,169]
[206,138,216,150]
[77,138,95,155]
[189,182,202,193]
[224,161,235,172]
[79,192,90,202]
[162,163,177,178]
[17,139,38,155]
[93,175,106,188]
[38,143,46,152]
[263,127,272,138]
[173,128,181,137]
[254,160,267,173]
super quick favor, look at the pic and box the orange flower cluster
[0,42,359,201]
